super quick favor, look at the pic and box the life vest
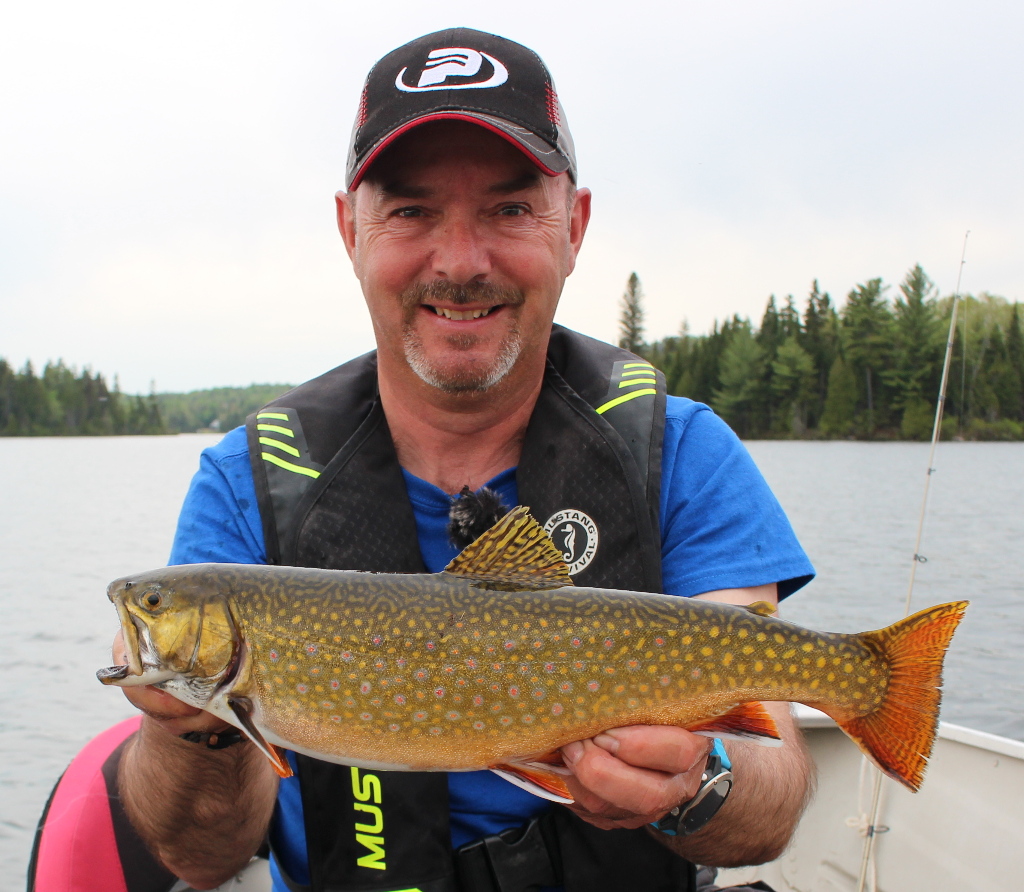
[248,326,694,892]
[27,716,179,892]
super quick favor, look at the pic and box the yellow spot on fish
[700,646,714,657]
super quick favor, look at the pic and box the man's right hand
[112,630,230,736]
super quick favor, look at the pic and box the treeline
[0,359,165,436]
[635,265,1024,440]
[155,384,293,433]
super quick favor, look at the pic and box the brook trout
[99,507,966,798]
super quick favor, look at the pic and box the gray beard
[400,282,525,393]
[403,325,522,393]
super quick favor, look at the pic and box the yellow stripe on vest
[261,452,321,478]
[259,436,300,458]
[595,388,657,415]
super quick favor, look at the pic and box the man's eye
[499,204,528,217]
[393,207,424,218]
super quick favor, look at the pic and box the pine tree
[820,356,859,437]
[843,279,894,435]
[712,323,766,438]
[618,272,645,354]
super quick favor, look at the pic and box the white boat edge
[716,705,1024,892]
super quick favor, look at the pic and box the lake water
[1,435,1021,889]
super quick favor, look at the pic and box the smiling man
[115,28,815,892]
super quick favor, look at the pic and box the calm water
[1,435,1021,888]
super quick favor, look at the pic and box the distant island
[3,264,1021,440]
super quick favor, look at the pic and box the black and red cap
[346,28,577,189]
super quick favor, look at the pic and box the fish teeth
[432,306,493,321]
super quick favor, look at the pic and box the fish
[98,506,967,800]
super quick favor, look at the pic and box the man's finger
[591,725,711,775]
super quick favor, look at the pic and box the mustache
[402,281,525,309]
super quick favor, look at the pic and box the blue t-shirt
[168,396,813,889]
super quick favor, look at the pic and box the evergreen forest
[633,265,1024,440]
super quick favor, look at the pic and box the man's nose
[429,216,492,284]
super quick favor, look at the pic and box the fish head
[100,568,237,700]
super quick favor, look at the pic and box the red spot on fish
[306,644,318,655]
[492,663,502,672]
[395,694,406,705]
[396,658,407,668]
[588,681,600,691]
[330,680,340,689]
[552,703,564,716]
[426,642,436,651]
[660,676,671,686]
[360,712,373,721]
[655,637,666,647]
[604,638,614,648]
[331,715,342,723]
[429,727,442,735]
[473,720,485,730]
[372,635,383,645]
[544,663,555,672]
[446,710,460,720]
[374,659,385,670]
[504,641,516,650]
[389,723,400,732]
[296,683,308,693]
[413,711,428,721]
[443,666,455,674]
[499,716,513,726]
[559,681,571,692]
[628,659,639,670]
[341,652,353,662]
[571,638,582,648]
[522,714,535,724]
[434,687,445,697]
[360,681,372,694]
[416,669,428,680]
[508,686,520,698]
[532,689,545,699]
[473,695,484,706]
[465,659,478,669]
[533,641,543,649]
[268,650,278,661]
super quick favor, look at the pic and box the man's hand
[560,725,712,830]
[112,630,229,735]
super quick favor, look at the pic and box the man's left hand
[560,725,712,830]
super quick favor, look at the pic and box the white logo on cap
[395,47,509,92]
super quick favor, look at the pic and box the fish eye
[143,592,162,609]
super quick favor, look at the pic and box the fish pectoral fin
[743,601,778,617]
[686,701,783,746]
[443,506,574,589]
[228,696,293,778]
[490,762,575,804]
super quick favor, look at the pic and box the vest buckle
[454,815,561,892]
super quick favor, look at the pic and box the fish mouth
[100,606,176,687]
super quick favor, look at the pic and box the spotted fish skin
[101,508,967,793]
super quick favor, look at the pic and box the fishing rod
[854,231,970,892]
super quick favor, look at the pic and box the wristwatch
[652,741,733,836]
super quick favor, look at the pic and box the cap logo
[395,47,509,93]
[543,509,599,576]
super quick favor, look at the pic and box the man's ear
[336,191,357,261]
[565,187,592,277]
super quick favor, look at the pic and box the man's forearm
[656,703,814,867]
[120,717,279,890]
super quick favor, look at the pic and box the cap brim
[346,111,572,189]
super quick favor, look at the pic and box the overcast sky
[2,0,1021,393]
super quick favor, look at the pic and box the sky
[2,0,1022,393]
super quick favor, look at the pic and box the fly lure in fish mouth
[100,506,967,800]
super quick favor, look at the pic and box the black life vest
[248,325,694,892]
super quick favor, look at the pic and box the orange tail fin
[837,600,967,792]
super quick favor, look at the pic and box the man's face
[338,121,590,395]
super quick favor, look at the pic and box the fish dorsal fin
[744,601,778,617]
[443,506,574,590]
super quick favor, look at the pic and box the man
[115,28,814,892]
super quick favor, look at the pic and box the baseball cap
[346,28,577,189]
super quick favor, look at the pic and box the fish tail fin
[836,600,967,792]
